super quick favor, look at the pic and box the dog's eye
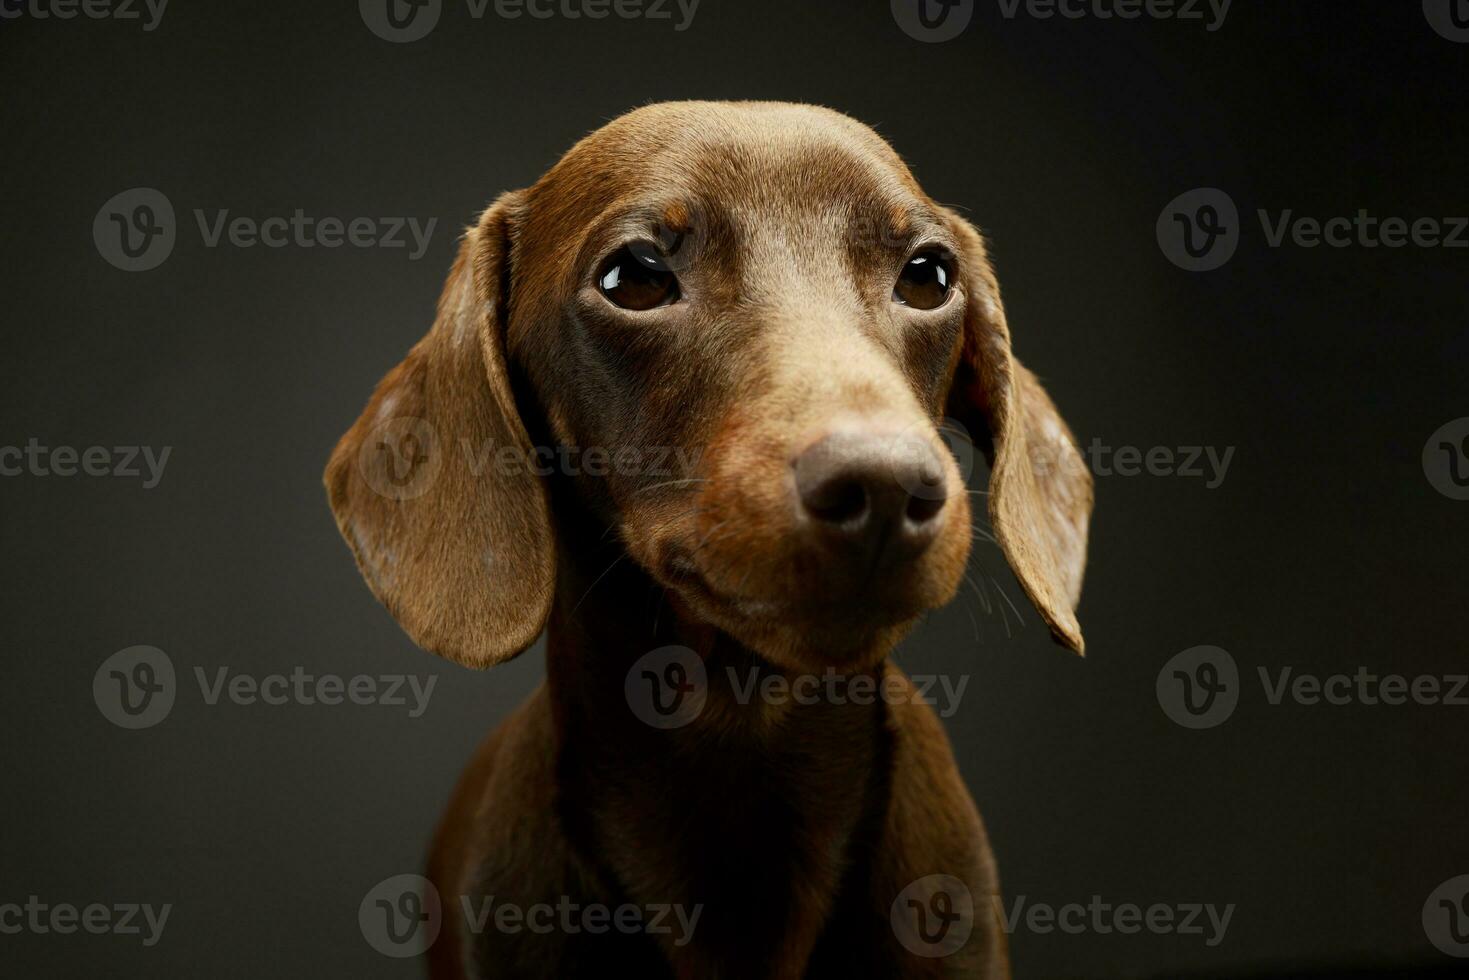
[894,250,953,310]
[599,243,680,311]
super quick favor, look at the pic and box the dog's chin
[736,616,916,674]
[657,555,948,673]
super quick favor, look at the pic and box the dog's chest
[567,702,895,976]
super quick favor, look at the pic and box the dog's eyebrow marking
[593,202,700,238]
[840,200,955,277]
[886,204,915,242]
[660,201,693,233]
[578,201,704,271]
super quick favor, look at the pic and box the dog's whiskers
[687,520,732,557]
[990,575,1025,635]
[635,477,710,495]
[734,552,758,598]
[961,603,980,642]
[962,572,993,617]
[570,553,628,615]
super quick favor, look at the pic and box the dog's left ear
[324,192,555,668]
[943,212,1093,655]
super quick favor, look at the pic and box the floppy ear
[324,192,554,668]
[944,212,1093,655]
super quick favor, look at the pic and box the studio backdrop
[1,1,1466,977]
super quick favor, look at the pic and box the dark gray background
[2,1,1466,977]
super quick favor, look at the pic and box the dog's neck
[540,518,896,973]
[544,532,891,744]
[540,514,887,928]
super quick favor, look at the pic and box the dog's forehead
[527,102,931,236]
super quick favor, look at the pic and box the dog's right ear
[324,192,554,669]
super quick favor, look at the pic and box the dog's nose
[793,430,949,554]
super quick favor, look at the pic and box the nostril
[901,454,948,525]
[802,474,869,526]
[905,489,945,525]
[793,428,948,538]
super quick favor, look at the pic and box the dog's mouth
[656,538,944,635]
[654,536,955,670]
[659,546,786,620]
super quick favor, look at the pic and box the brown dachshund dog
[326,101,1092,978]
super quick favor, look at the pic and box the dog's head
[326,101,1092,674]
